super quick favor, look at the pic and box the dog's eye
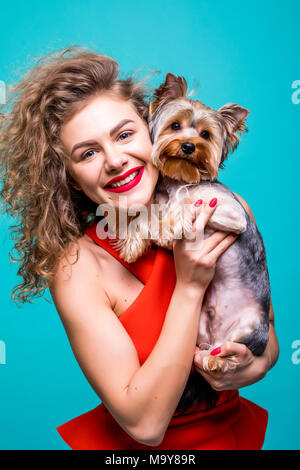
[200,130,210,139]
[171,122,181,131]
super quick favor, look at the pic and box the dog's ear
[218,104,250,166]
[218,103,249,134]
[149,73,188,118]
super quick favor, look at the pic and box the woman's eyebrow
[71,119,135,156]
[71,140,98,156]
[109,119,135,137]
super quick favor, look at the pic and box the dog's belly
[197,238,264,349]
[157,178,270,358]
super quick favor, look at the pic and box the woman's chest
[95,246,145,318]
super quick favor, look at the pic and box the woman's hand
[193,341,271,391]
[173,198,238,294]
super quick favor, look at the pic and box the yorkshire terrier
[111,73,270,378]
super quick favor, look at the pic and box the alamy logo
[291,340,300,365]
[291,80,300,104]
[0,340,6,365]
[95,197,204,249]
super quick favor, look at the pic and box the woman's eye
[81,150,96,161]
[200,130,210,139]
[118,132,132,141]
[171,122,181,131]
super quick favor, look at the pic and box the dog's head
[149,73,249,184]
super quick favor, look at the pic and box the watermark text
[0,340,6,365]
[291,80,300,104]
[291,340,300,365]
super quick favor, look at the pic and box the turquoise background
[0,0,299,450]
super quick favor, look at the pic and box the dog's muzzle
[181,141,195,155]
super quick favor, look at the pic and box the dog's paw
[155,237,173,250]
[202,354,239,373]
[208,201,247,234]
[110,236,150,263]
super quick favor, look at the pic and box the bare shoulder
[49,233,111,325]
[232,192,256,224]
[51,233,101,286]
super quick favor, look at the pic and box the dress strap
[84,221,177,366]
[84,222,158,285]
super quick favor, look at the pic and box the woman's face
[60,94,159,214]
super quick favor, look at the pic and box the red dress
[56,222,268,450]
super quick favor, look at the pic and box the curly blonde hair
[0,47,152,305]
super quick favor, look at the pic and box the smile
[104,167,144,193]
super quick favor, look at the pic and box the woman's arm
[50,203,235,446]
[193,193,279,390]
[194,301,278,390]
[51,248,207,447]
[50,202,236,447]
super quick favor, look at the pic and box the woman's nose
[103,148,128,173]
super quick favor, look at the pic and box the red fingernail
[194,199,203,207]
[209,198,217,207]
[210,346,221,356]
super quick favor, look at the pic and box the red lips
[104,166,144,188]
[104,166,144,193]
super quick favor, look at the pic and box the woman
[0,47,279,450]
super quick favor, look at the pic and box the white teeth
[108,170,139,188]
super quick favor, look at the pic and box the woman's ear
[67,171,82,191]
[71,183,82,191]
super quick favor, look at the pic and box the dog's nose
[181,142,195,155]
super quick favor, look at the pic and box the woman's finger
[183,198,218,247]
[215,341,250,359]
[193,198,218,234]
[206,232,238,260]
[200,230,232,254]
